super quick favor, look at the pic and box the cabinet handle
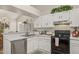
[59,16,62,19]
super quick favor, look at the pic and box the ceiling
[0,5,39,18]
[32,5,79,15]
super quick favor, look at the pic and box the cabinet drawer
[70,43,79,54]
[70,40,79,45]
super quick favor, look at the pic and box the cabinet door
[27,38,34,53]
[33,37,39,50]
[70,9,79,26]
[38,37,45,50]
[53,13,59,22]
[46,14,54,27]
[61,11,70,20]
[53,12,65,22]
[70,43,79,54]
[11,39,26,54]
[39,37,51,53]
[34,17,41,28]
[54,11,70,22]
[43,39,51,53]
[34,14,55,28]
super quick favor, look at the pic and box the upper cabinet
[34,16,42,28]
[34,11,70,28]
[34,14,55,28]
[61,11,70,20]
[53,11,70,22]
[70,9,79,26]
[34,9,79,28]
[55,9,79,27]
[41,14,54,28]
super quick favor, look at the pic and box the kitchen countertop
[70,36,79,41]
[3,32,51,41]
[4,35,28,41]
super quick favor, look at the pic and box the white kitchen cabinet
[27,38,34,53]
[34,9,79,27]
[43,39,51,53]
[70,9,79,26]
[43,15,54,27]
[34,14,55,28]
[70,39,79,54]
[46,14,55,27]
[60,11,70,20]
[70,43,79,54]
[33,37,39,50]
[34,11,70,28]
[38,36,51,53]
[34,17,41,28]
[27,36,51,54]
[38,37,45,49]
[53,12,61,22]
[4,34,51,54]
[39,15,50,28]
[53,11,70,22]
[27,37,40,54]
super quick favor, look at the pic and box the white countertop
[3,32,51,41]
[70,36,79,41]
[4,35,28,41]
[3,32,28,41]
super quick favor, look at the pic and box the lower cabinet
[27,38,36,53]
[38,37,51,53]
[27,37,39,53]
[33,37,39,51]
[70,40,79,54]
[43,39,51,53]
[27,36,51,54]
[11,39,26,54]
[4,36,51,54]
[39,37,45,49]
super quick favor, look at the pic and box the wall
[0,9,19,33]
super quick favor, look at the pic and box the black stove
[51,30,70,54]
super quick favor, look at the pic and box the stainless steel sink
[22,34,35,38]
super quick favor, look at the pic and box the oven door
[51,37,70,54]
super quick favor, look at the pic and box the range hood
[53,20,71,25]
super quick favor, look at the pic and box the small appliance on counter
[72,27,79,37]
